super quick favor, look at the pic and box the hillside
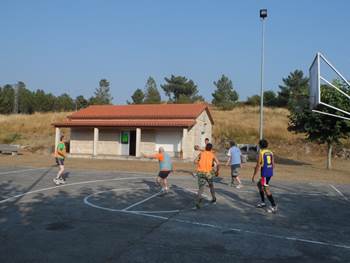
[211,106,327,162]
[0,106,346,163]
[0,112,70,154]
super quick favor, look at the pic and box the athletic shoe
[58,179,66,184]
[159,188,168,196]
[195,198,203,209]
[211,198,217,204]
[256,202,266,208]
[267,205,278,213]
[53,178,60,186]
[236,184,243,189]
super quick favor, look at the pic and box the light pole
[13,83,19,114]
[259,9,267,140]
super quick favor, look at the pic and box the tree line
[1,70,349,169]
[0,79,113,114]
[128,72,308,110]
[0,71,312,114]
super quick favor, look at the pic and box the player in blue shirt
[226,141,243,188]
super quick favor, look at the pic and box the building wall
[70,128,121,155]
[140,129,156,155]
[68,109,212,159]
[155,128,182,157]
[97,128,120,155]
[70,128,94,154]
[194,110,212,147]
[182,110,213,160]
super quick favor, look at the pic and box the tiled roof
[53,103,213,128]
[53,119,196,128]
[68,103,212,121]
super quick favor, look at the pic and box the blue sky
[0,0,349,103]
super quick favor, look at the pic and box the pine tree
[212,75,238,110]
[91,79,113,105]
[129,89,145,104]
[277,70,308,108]
[144,77,161,104]
[161,75,203,103]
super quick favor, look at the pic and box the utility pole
[259,9,268,140]
[13,83,19,114]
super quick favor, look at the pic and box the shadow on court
[0,170,350,263]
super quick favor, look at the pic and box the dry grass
[0,112,71,153]
[0,106,347,166]
[211,106,299,143]
[211,106,329,162]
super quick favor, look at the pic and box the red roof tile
[53,119,196,128]
[68,103,212,121]
[53,103,213,128]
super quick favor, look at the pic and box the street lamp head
[260,9,267,19]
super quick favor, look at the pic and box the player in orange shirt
[194,143,220,208]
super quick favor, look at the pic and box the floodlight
[260,9,267,19]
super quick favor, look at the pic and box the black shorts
[56,158,65,166]
[158,170,171,179]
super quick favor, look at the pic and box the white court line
[84,187,204,214]
[83,188,180,215]
[127,212,350,250]
[0,176,152,204]
[83,188,350,250]
[0,167,47,175]
[2,173,350,250]
[330,185,349,201]
[122,191,161,211]
[236,189,331,196]
[132,210,180,214]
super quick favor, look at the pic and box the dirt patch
[0,153,349,184]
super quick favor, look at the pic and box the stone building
[53,104,213,160]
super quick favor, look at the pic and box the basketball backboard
[309,52,350,120]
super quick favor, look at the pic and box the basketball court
[1,166,349,262]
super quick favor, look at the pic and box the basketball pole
[259,9,267,140]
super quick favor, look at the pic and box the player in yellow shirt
[252,139,277,213]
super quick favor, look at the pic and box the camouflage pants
[196,172,214,188]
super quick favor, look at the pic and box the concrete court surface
[0,166,350,263]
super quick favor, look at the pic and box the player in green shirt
[54,135,67,185]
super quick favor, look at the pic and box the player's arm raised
[142,153,156,159]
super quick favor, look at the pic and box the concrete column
[55,127,60,152]
[181,128,188,159]
[93,128,99,156]
[136,128,141,157]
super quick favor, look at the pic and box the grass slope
[0,112,70,153]
[0,106,344,163]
